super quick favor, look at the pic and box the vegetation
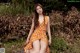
[0,0,80,53]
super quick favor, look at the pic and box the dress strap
[44,16,48,25]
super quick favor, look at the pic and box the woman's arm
[27,17,34,40]
[47,16,51,45]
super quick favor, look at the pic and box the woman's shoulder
[44,15,50,24]
[45,15,49,21]
[45,15,49,17]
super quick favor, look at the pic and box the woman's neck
[39,14,44,18]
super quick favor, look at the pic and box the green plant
[51,37,68,52]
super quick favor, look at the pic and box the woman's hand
[49,39,51,46]
[24,38,30,47]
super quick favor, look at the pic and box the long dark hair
[33,3,45,29]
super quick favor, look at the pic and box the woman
[23,3,51,53]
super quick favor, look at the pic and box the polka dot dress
[24,16,50,53]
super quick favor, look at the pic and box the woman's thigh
[40,40,47,51]
[32,40,40,50]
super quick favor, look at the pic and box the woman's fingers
[49,39,51,45]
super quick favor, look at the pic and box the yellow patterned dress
[24,16,50,53]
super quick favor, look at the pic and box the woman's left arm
[47,16,51,45]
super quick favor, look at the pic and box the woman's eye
[39,7,41,9]
[36,8,39,10]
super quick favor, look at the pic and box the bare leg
[40,40,47,53]
[26,50,30,53]
[30,40,40,53]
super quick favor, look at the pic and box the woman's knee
[31,49,39,53]
[35,49,40,53]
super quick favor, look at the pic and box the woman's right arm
[27,17,34,40]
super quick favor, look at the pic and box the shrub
[51,37,68,51]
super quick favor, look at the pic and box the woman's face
[36,6,43,15]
